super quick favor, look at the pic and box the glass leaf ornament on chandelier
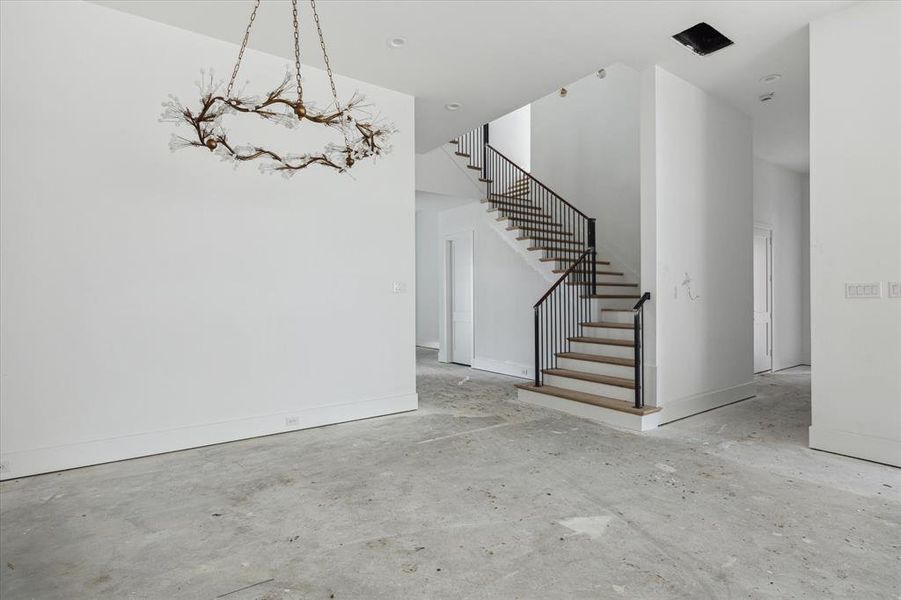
[160,0,394,175]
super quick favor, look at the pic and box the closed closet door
[447,234,473,366]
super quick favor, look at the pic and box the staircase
[448,125,661,431]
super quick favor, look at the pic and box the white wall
[0,1,416,480]
[531,64,641,277]
[753,158,808,371]
[641,66,755,421]
[438,202,547,378]
[809,1,900,466]
[416,146,483,199]
[800,178,811,364]
[415,207,441,349]
[489,105,531,172]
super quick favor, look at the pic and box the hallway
[1,351,897,599]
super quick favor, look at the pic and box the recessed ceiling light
[387,36,407,49]
[759,92,775,103]
[445,102,462,111]
[760,73,782,84]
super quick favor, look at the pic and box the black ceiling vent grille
[672,22,733,56]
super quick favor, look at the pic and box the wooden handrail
[533,249,592,307]
[485,144,591,220]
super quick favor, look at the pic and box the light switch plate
[392,281,407,293]
[888,281,901,298]
[845,282,881,299]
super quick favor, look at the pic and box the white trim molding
[0,393,417,481]
[657,381,756,425]
[471,356,533,380]
[809,426,901,467]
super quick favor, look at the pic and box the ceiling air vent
[672,22,733,56]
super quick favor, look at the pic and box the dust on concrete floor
[1,348,898,599]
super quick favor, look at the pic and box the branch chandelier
[161,0,394,175]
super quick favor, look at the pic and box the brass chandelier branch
[161,0,394,176]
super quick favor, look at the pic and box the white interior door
[753,227,773,373]
[447,234,473,365]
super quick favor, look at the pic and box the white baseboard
[657,381,756,424]
[471,357,533,380]
[416,341,440,350]
[809,425,901,467]
[0,392,418,481]
[517,387,661,432]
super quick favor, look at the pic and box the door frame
[754,224,774,374]
[440,230,474,366]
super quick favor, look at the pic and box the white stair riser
[593,286,640,295]
[565,276,628,286]
[589,297,637,310]
[543,374,634,401]
[517,388,659,432]
[600,310,635,325]
[558,357,634,379]
[581,327,633,341]
[570,341,634,359]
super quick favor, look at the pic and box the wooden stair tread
[515,383,660,416]
[466,164,482,171]
[482,198,541,210]
[583,294,641,299]
[500,217,563,228]
[509,226,570,234]
[478,178,493,183]
[492,210,554,221]
[557,352,634,366]
[529,247,589,253]
[565,281,637,287]
[580,321,634,329]
[519,237,583,245]
[569,336,634,347]
[488,192,532,200]
[540,257,611,264]
[554,257,612,265]
[542,368,635,389]
[455,151,470,157]
[553,269,623,275]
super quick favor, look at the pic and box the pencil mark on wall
[681,272,700,301]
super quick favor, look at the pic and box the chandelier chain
[310,0,340,111]
[226,0,261,99]
[291,0,304,104]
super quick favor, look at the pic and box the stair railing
[454,123,598,387]
[632,292,651,408]
[532,246,596,386]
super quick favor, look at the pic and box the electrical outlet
[888,282,901,299]
[845,282,881,299]
[285,416,300,427]
[392,281,407,294]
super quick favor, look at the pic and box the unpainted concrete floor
[1,351,899,599]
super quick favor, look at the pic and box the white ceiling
[94,0,856,172]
